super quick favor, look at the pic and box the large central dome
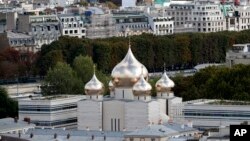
[111,47,148,87]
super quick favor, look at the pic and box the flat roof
[125,123,197,137]
[0,118,35,133]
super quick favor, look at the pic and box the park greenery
[0,86,18,118]
[172,65,250,101]
[37,30,250,76]
[42,55,108,95]
[0,30,250,100]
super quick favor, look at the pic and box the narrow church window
[114,118,117,131]
[118,119,120,131]
[122,90,124,99]
[111,119,113,131]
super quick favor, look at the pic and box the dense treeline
[0,86,18,118]
[37,30,250,76]
[172,65,250,101]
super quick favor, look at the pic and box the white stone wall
[103,100,125,131]
[77,100,102,130]
[124,101,148,131]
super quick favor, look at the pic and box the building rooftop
[0,118,35,134]
[32,95,84,100]
[185,99,250,106]
[125,123,197,137]
[2,124,197,140]
[7,31,32,39]
[3,128,128,141]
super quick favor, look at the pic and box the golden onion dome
[155,71,175,92]
[84,73,104,95]
[133,72,152,96]
[111,47,148,86]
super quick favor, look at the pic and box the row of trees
[172,65,250,101]
[37,30,250,76]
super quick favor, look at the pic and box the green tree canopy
[0,86,18,118]
[42,62,83,95]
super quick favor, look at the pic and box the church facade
[78,45,183,131]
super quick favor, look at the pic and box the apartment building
[86,7,117,39]
[7,31,36,52]
[17,14,61,50]
[113,11,151,37]
[165,1,226,33]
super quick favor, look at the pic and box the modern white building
[183,99,250,129]
[226,43,250,67]
[58,13,89,38]
[18,95,85,129]
[148,15,174,35]
[78,43,183,131]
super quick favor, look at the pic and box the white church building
[78,44,183,131]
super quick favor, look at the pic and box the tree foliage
[173,65,250,101]
[43,55,109,95]
[0,86,18,118]
[43,62,83,95]
[0,47,37,80]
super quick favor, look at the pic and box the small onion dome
[155,71,175,92]
[133,74,152,96]
[111,47,148,87]
[84,74,104,95]
[109,80,114,91]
